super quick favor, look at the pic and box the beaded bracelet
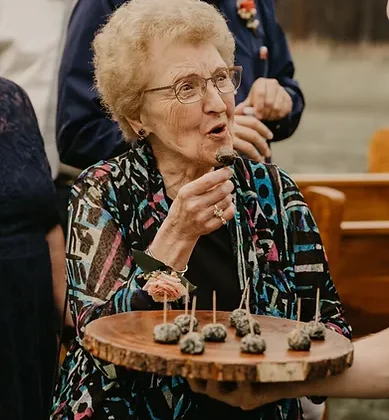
[145,248,188,276]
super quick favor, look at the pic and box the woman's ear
[125,115,153,139]
[125,116,145,136]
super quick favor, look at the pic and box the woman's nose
[202,82,228,114]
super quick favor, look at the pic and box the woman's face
[139,41,235,167]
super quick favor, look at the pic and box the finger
[234,125,271,158]
[267,90,285,121]
[178,183,233,227]
[206,380,240,408]
[203,202,236,232]
[208,195,233,219]
[205,380,222,399]
[179,167,233,198]
[188,378,207,394]
[252,78,266,119]
[235,100,249,115]
[262,81,278,120]
[218,381,238,394]
[240,382,259,411]
[200,180,234,208]
[234,137,264,163]
[235,115,274,140]
[269,89,293,121]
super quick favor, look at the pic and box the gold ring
[220,216,227,225]
[213,205,224,218]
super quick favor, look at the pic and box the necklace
[237,0,259,33]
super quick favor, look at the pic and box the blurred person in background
[0,0,73,179]
[55,0,305,175]
[0,77,67,420]
[0,0,74,363]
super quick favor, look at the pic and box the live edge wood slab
[83,311,353,383]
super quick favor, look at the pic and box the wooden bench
[368,128,389,173]
[337,220,389,337]
[294,174,389,338]
[293,173,389,221]
[303,186,345,280]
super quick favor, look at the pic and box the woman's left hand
[236,78,293,122]
[188,379,286,411]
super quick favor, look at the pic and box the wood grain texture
[83,311,353,383]
[293,173,389,221]
[337,224,389,337]
[368,128,389,173]
[303,186,345,281]
[292,173,389,338]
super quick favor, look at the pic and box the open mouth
[208,123,227,135]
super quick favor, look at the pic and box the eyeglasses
[143,66,242,104]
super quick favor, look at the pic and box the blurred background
[273,0,389,177]
[275,3,389,417]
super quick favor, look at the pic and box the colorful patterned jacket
[52,143,351,419]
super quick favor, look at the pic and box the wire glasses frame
[143,66,242,104]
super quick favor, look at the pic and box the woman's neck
[151,144,213,199]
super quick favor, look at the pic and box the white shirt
[0,0,74,178]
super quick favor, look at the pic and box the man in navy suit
[56,0,305,170]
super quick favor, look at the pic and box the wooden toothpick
[213,290,217,324]
[239,279,250,310]
[315,288,320,323]
[189,295,197,334]
[246,284,254,335]
[163,291,167,325]
[297,297,302,330]
[185,283,189,316]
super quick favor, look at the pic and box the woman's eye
[180,83,195,92]
[216,72,228,82]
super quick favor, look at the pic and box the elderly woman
[51,0,351,418]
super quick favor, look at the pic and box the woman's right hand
[166,167,235,240]
[148,167,235,271]
[149,168,235,270]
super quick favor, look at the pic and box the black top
[186,226,241,311]
[184,226,267,418]
[0,78,58,420]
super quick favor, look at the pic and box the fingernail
[243,106,254,116]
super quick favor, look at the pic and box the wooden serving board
[83,310,353,383]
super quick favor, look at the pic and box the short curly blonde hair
[92,0,236,140]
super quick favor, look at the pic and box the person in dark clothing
[56,0,305,171]
[0,77,69,419]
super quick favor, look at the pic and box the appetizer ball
[229,308,247,327]
[179,332,205,355]
[174,314,198,334]
[202,323,227,342]
[153,323,181,344]
[288,328,311,351]
[304,321,326,340]
[215,147,238,167]
[240,334,266,354]
[235,316,261,337]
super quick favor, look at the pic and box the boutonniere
[132,248,196,303]
[237,0,259,32]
